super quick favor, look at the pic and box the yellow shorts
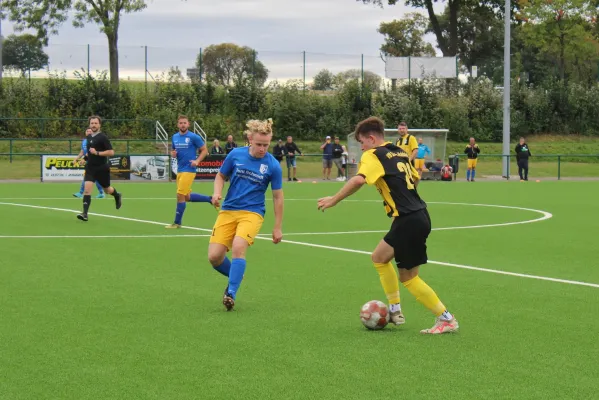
[210,210,265,250]
[176,172,196,195]
[467,159,478,169]
[414,159,425,170]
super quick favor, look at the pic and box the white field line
[0,202,596,289]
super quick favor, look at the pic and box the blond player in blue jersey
[208,118,284,311]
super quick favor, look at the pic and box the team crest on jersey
[260,164,268,174]
[185,137,190,143]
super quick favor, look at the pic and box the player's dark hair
[355,117,385,140]
[177,115,189,122]
[398,121,407,127]
[88,115,102,125]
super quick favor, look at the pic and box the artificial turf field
[1,180,598,400]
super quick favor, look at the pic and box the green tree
[335,69,383,89]
[378,13,436,57]
[434,2,504,77]
[198,43,269,86]
[2,34,49,76]
[312,69,335,90]
[5,0,149,87]
[519,0,599,83]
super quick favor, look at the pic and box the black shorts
[84,164,110,188]
[384,208,431,270]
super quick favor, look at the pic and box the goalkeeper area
[1,180,598,399]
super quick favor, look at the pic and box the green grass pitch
[1,180,598,399]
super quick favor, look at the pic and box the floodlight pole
[0,17,3,83]
[502,0,511,178]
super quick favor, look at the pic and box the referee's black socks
[83,195,91,214]
[111,188,119,196]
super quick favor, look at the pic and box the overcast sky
[1,0,441,81]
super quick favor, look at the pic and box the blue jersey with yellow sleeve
[219,147,283,217]
[172,131,205,173]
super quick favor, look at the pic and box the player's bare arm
[317,175,366,212]
[212,172,226,208]
[272,189,284,244]
[191,145,208,167]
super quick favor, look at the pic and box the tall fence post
[506,155,510,179]
[361,54,364,85]
[9,139,13,163]
[303,51,306,92]
[144,46,148,93]
[87,44,90,76]
[126,140,130,155]
[199,48,203,83]
[558,155,561,180]
[69,139,72,154]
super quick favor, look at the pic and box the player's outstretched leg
[400,267,458,334]
[471,168,476,182]
[95,181,105,198]
[466,168,471,182]
[372,240,404,325]
[208,244,231,278]
[73,179,85,198]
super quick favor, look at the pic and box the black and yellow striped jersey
[357,142,426,218]
[396,134,418,156]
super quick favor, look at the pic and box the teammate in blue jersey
[73,128,105,198]
[208,118,284,311]
[165,115,215,228]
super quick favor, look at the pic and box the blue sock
[471,169,476,179]
[174,202,186,225]
[189,193,211,203]
[227,258,247,299]
[214,257,231,277]
[467,170,471,180]
[79,180,85,193]
[95,181,104,194]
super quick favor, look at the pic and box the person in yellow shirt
[395,121,418,164]
[317,116,459,335]
[465,137,481,182]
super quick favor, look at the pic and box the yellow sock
[402,276,446,316]
[373,262,400,304]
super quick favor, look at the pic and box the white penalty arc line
[0,198,553,234]
[0,202,597,290]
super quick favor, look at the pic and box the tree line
[1,70,598,140]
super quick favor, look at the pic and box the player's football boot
[76,213,88,222]
[165,224,181,229]
[114,192,122,210]
[223,290,235,311]
[73,192,83,198]
[96,193,105,199]
[389,310,405,325]
[420,317,459,334]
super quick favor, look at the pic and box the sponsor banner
[170,154,226,180]
[109,156,131,180]
[130,156,169,181]
[41,155,131,181]
[41,155,84,181]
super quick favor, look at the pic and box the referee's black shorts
[384,208,431,270]
[84,164,110,188]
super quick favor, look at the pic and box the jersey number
[397,162,416,190]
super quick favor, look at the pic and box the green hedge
[1,72,598,141]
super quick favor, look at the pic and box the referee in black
[77,115,122,221]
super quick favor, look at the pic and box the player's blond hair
[244,118,273,138]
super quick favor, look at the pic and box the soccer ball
[360,300,389,330]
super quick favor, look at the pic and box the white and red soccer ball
[360,300,389,330]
